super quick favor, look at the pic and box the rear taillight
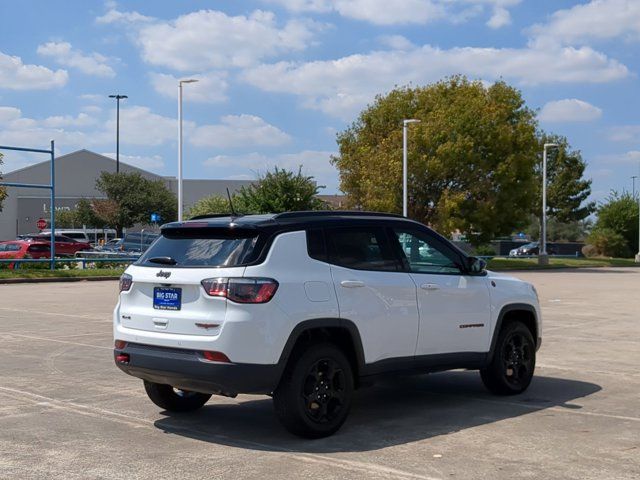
[119,273,132,292]
[201,277,278,304]
[114,340,127,349]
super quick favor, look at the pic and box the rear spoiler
[161,222,259,239]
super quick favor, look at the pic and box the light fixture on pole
[108,94,128,173]
[539,143,558,266]
[178,79,198,222]
[402,119,421,217]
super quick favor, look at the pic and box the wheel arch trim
[488,303,539,362]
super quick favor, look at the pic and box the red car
[22,234,91,257]
[0,240,51,269]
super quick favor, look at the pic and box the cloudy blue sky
[1,0,639,200]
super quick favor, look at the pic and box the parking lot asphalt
[0,268,639,480]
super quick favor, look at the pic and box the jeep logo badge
[156,270,171,279]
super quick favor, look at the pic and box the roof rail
[273,210,405,220]
[188,213,239,220]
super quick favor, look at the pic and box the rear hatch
[118,225,264,336]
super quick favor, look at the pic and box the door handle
[420,283,440,291]
[341,280,365,288]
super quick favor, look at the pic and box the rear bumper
[114,342,280,396]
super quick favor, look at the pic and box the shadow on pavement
[154,371,601,452]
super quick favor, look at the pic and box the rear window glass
[27,244,51,252]
[137,231,262,267]
[0,243,21,252]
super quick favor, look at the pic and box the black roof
[163,211,415,232]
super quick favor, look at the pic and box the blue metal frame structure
[0,141,56,269]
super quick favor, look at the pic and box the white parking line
[0,385,443,480]
[0,307,108,322]
[0,333,111,350]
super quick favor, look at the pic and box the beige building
[0,150,251,240]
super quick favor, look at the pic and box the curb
[0,276,120,284]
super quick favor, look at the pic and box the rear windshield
[137,230,262,267]
[27,244,51,252]
[0,243,21,252]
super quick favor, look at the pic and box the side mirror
[467,256,487,275]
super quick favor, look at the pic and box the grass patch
[0,268,125,279]
[488,257,639,271]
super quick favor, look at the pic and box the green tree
[55,209,78,228]
[332,76,539,244]
[533,133,595,229]
[236,167,326,213]
[590,191,639,255]
[74,198,108,229]
[94,172,177,235]
[525,214,591,242]
[0,152,7,211]
[185,195,231,219]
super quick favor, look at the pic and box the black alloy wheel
[274,342,354,438]
[480,321,536,395]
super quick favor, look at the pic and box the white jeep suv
[114,211,541,438]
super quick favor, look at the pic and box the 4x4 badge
[156,270,171,278]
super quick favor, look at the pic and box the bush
[586,228,631,258]
[581,244,598,258]
[474,244,496,256]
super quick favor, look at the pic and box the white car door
[325,226,420,364]
[391,228,492,355]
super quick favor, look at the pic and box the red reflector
[114,340,127,349]
[202,351,230,363]
[116,353,130,363]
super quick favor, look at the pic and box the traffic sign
[37,218,47,230]
[150,213,161,223]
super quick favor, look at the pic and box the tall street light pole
[635,166,640,263]
[402,119,421,217]
[178,79,198,222]
[539,143,558,266]
[108,94,127,173]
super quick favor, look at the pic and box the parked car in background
[0,240,51,269]
[21,234,91,257]
[119,232,159,253]
[40,229,118,247]
[509,242,558,257]
[96,238,123,252]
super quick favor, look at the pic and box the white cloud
[608,125,640,142]
[0,51,68,90]
[538,99,602,123]
[37,42,115,78]
[108,106,182,146]
[597,150,640,164]
[242,44,629,119]
[265,0,520,26]
[378,35,415,50]
[102,152,164,170]
[136,10,323,71]
[190,115,290,148]
[203,150,337,187]
[41,113,97,128]
[0,106,22,123]
[96,8,154,25]
[150,72,229,103]
[529,0,640,47]
[486,7,511,28]
[79,93,105,103]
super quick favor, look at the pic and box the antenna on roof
[226,188,237,218]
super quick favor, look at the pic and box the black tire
[143,381,212,412]
[273,342,354,438]
[481,321,536,395]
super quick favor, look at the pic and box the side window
[393,229,462,274]
[326,227,401,272]
[306,228,327,262]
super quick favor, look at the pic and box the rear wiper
[148,256,178,265]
